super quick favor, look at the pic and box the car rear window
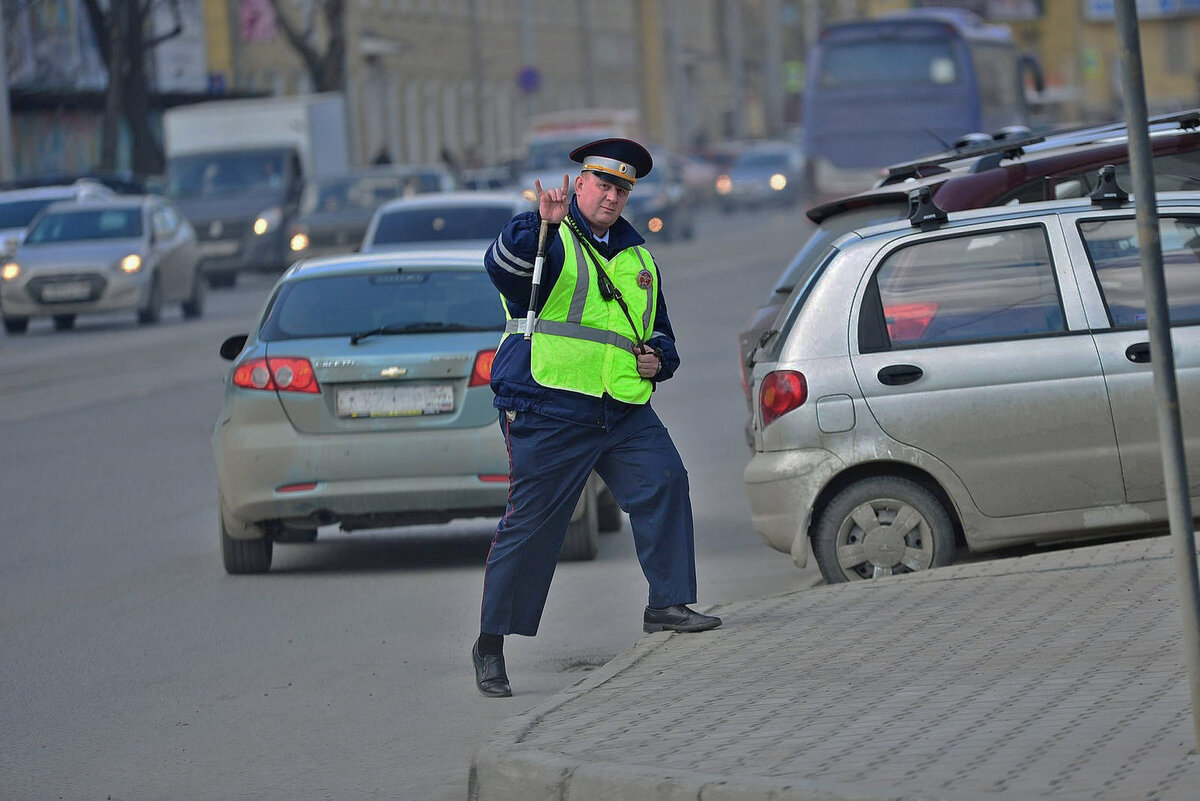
[1080,215,1200,327]
[259,270,506,341]
[25,208,143,243]
[370,206,516,246]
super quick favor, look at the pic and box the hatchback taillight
[470,348,496,387]
[232,357,320,393]
[759,370,807,428]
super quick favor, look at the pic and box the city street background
[0,203,822,800]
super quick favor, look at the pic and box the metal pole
[1113,0,1200,748]
[0,7,15,182]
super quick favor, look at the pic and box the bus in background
[802,8,1043,196]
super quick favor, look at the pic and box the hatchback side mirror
[220,334,249,361]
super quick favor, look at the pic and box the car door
[1065,208,1200,503]
[149,204,182,298]
[849,219,1126,518]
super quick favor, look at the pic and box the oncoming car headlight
[120,254,142,273]
[769,173,788,191]
[715,175,732,195]
[290,232,309,252]
[1,261,19,281]
[254,206,283,235]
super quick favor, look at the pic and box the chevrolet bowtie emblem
[380,367,407,378]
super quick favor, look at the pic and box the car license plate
[40,281,91,302]
[199,240,239,257]
[337,384,454,418]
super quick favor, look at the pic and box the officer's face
[574,172,630,234]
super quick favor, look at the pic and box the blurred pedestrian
[472,137,721,698]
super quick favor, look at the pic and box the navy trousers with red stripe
[480,404,698,637]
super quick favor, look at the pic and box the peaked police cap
[569,138,653,191]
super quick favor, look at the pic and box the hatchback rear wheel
[220,516,273,574]
[812,477,954,583]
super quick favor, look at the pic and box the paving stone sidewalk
[470,536,1200,800]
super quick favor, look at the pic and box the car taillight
[232,357,320,393]
[470,348,496,387]
[759,370,807,428]
[884,302,938,344]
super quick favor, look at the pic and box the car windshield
[166,149,289,198]
[733,150,792,170]
[24,208,143,243]
[301,174,407,215]
[370,206,516,246]
[259,270,506,341]
[0,198,58,229]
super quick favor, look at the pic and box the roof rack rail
[908,186,948,230]
[1089,165,1129,208]
[877,132,1047,185]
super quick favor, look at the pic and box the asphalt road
[0,204,823,801]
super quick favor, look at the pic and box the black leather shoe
[472,639,512,697]
[643,605,723,633]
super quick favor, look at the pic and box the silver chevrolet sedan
[745,181,1200,583]
[213,246,616,573]
[0,195,203,333]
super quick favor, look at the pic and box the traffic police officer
[473,137,721,698]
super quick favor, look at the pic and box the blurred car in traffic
[737,110,1200,446]
[285,165,456,262]
[360,191,532,253]
[0,180,115,255]
[714,141,805,212]
[621,151,696,242]
[211,246,617,573]
[745,182,1200,584]
[1,195,203,334]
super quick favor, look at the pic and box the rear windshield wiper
[350,322,491,344]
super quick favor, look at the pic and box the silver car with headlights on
[1,195,203,334]
[744,177,1200,584]
[213,246,614,573]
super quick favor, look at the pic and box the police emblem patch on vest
[637,268,653,289]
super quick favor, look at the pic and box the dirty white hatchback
[744,175,1200,583]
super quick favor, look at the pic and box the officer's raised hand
[535,174,571,224]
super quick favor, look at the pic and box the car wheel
[3,315,28,334]
[597,483,623,532]
[812,476,954,583]
[137,274,162,325]
[52,314,76,331]
[181,270,206,319]
[559,483,599,561]
[220,515,272,574]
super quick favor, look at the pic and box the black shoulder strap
[563,218,645,348]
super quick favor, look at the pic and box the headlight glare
[120,254,142,273]
[1,261,19,281]
[254,206,283,235]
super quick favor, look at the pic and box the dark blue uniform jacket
[483,198,681,429]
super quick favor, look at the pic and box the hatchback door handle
[1125,342,1151,363]
[877,364,924,386]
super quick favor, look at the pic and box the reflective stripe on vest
[513,225,658,403]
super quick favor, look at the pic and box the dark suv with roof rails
[736,109,1200,447]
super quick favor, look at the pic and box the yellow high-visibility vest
[504,224,659,404]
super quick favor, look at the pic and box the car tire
[181,270,206,319]
[812,476,954,583]
[137,274,162,325]
[3,315,28,334]
[597,483,623,532]
[53,314,76,331]
[559,484,599,561]
[220,515,273,574]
